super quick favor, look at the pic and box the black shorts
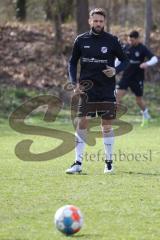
[117,77,144,97]
[76,92,117,120]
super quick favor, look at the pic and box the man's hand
[103,66,116,78]
[73,83,84,94]
[140,62,148,69]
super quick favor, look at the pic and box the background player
[66,8,128,174]
[116,30,158,127]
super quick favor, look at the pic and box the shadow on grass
[66,172,88,176]
[120,171,160,176]
[70,233,103,238]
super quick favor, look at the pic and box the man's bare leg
[136,96,151,126]
[116,89,127,104]
[136,96,147,111]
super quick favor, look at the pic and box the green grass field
[0,115,160,240]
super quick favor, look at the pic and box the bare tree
[75,0,89,34]
[44,0,63,54]
[123,0,129,27]
[105,0,111,32]
[111,0,120,25]
[16,0,26,21]
[144,0,153,47]
[53,0,63,54]
[45,0,54,21]
[45,0,73,22]
[60,0,74,22]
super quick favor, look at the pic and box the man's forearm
[146,56,158,66]
[115,59,129,74]
[68,62,77,85]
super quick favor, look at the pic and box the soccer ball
[54,205,83,235]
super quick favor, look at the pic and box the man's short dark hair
[129,31,139,39]
[89,8,106,18]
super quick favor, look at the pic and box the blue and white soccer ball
[54,205,83,235]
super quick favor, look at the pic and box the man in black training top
[116,30,158,127]
[66,8,128,174]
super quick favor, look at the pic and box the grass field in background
[0,115,160,240]
[0,82,160,118]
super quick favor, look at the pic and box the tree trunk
[112,0,119,25]
[144,0,153,47]
[44,0,63,54]
[144,0,153,81]
[53,0,63,54]
[16,0,26,21]
[119,0,129,27]
[45,0,54,21]
[106,0,111,32]
[75,0,89,34]
[60,0,74,23]
[123,0,129,27]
